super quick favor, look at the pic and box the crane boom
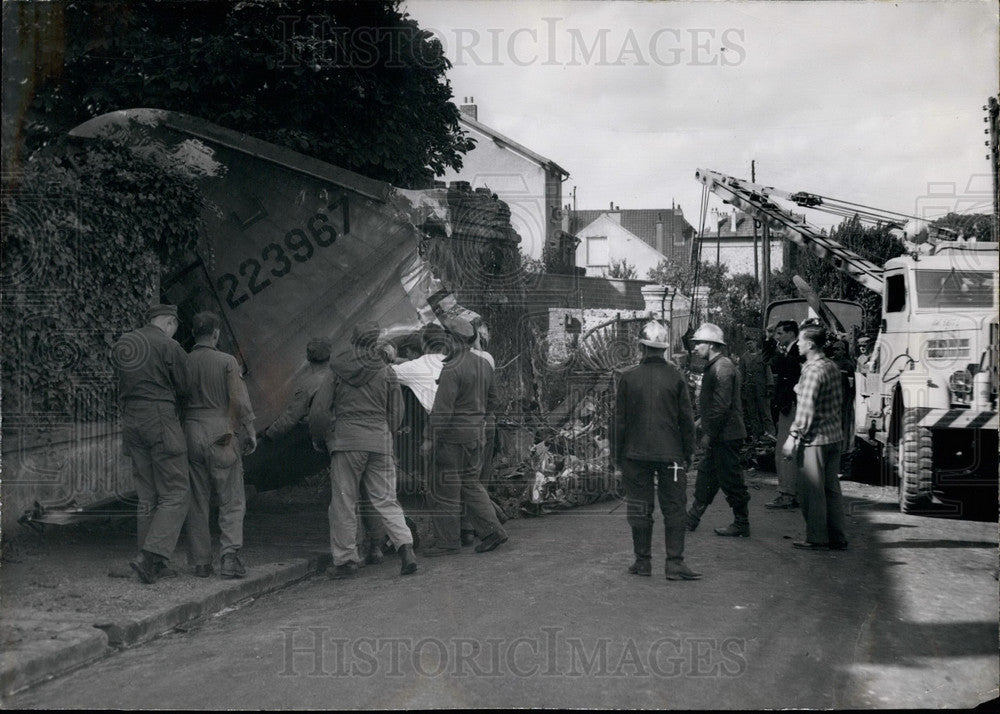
[695,169,885,293]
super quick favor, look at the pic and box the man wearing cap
[263,337,333,441]
[112,304,191,584]
[309,321,417,578]
[460,320,499,546]
[266,337,388,566]
[686,323,751,538]
[421,315,509,556]
[181,311,256,579]
[614,321,700,580]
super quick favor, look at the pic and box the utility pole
[751,160,760,283]
[986,97,999,243]
[761,222,771,310]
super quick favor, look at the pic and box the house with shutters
[436,98,572,262]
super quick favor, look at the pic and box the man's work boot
[765,493,798,510]
[129,550,161,585]
[155,562,178,579]
[629,526,653,576]
[665,562,703,581]
[220,552,247,579]
[460,530,476,547]
[365,541,385,566]
[330,561,359,579]
[686,501,708,532]
[398,544,418,575]
[192,564,214,578]
[628,558,652,576]
[714,518,750,537]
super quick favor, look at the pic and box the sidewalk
[0,486,350,698]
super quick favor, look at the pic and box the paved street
[8,478,997,710]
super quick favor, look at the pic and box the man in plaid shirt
[781,322,848,550]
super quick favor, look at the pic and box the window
[915,269,996,309]
[586,236,608,267]
[885,274,906,313]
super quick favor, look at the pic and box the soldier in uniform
[264,337,388,566]
[614,321,700,580]
[181,311,257,578]
[310,321,417,578]
[421,316,508,556]
[113,304,190,584]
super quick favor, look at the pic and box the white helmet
[691,323,726,346]
[638,321,670,349]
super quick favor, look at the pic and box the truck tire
[898,407,933,513]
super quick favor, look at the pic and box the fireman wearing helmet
[686,323,751,538]
[613,320,701,580]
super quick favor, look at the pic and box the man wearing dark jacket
[614,321,700,581]
[687,323,751,537]
[767,320,803,509]
[308,321,417,578]
[421,316,508,556]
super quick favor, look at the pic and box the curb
[1,553,329,698]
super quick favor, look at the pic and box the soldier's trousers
[460,419,496,533]
[122,400,190,560]
[428,440,506,550]
[329,451,412,566]
[182,415,246,566]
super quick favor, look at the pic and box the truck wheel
[898,407,933,513]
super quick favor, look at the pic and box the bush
[1,139,205,421]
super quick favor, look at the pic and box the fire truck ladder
[694,169,886,294]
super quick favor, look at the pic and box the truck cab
[859,241,999,513]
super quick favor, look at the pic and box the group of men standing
[115,303,508,585]
[115,305,255,584]
[614,318,850,582]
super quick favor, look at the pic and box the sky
[403,0,998,230]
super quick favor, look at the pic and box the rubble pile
[490,383,621,518]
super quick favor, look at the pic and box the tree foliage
[605,258,637,280]
[931,212,994,242]
[14,0,474,188]
[647,257,729,297]
[770,215,906,333]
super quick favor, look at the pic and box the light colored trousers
[775,411,798,496]
[183,416,246,566]
[329,451,412,566]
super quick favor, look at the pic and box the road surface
[9,478,998,709]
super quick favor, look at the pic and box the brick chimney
[656,213,664,254]
[459,96,478,121]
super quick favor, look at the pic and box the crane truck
[695,169,999,516]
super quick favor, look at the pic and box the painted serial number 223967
[216,195,350,310]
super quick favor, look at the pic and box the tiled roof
[569,208,694,248]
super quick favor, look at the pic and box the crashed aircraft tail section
[70,109,453,430]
